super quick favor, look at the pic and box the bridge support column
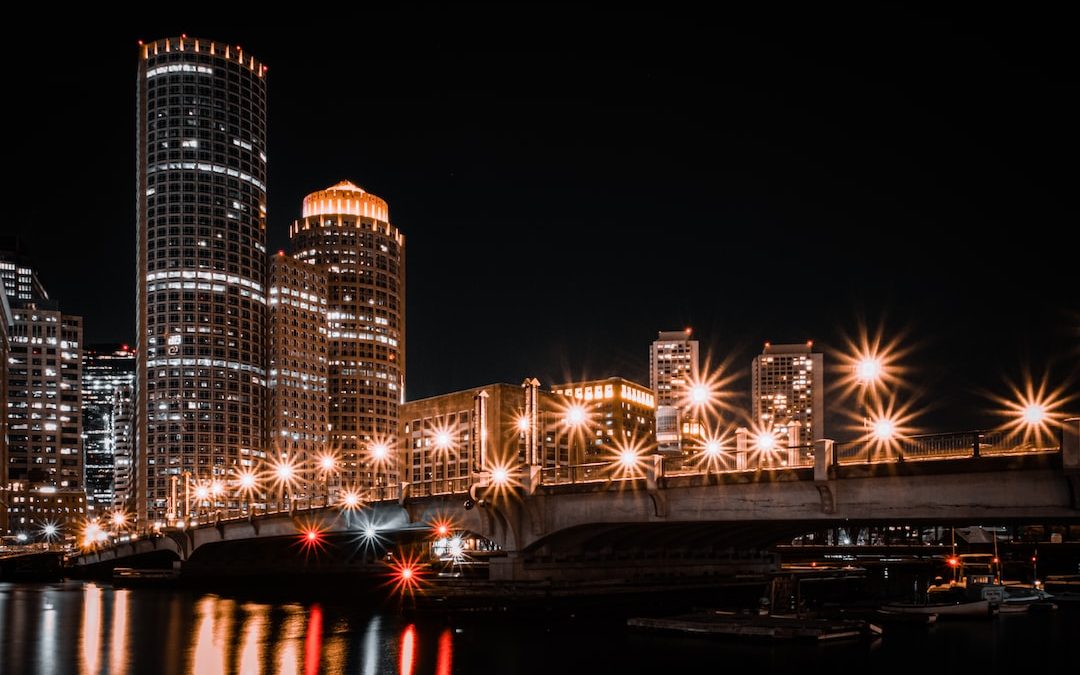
[736,428,749,470]
[520,465,542,495]
[814,439,836,514]
[489,552,525,581]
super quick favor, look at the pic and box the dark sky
[6,7,1077,434]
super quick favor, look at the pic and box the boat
[873,608,938,626]
[112,567,180,587]
[881,598,991,618]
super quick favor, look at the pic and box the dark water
[0,581,1076,674]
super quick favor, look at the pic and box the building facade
[111,382,135,511]
[267,253,329,505]
[136,37,269,524]
[81,344,137,514]
[0,236,49,302]
[751,342,825,446]
[5,306,83,490]
[649,329,699,454]
[399,381,568,494]
[551,377,656,461]
[0,294,11,532]
[4,483,86,541]
[291,181,405,490]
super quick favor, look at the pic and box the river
[0,581,1075,673]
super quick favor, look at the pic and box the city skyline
[4,12,1076,434]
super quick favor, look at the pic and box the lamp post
[434,430,454,494]
[237,469,258,518]
[564,403,587,481]
[370,441,390,500]
[856,356,883,462]
[318,454,337,507]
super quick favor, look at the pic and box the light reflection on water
[1,580,1077,674]
[0,581,451,674]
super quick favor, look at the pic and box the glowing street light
[340,489,362,510]
[618,449,637,469]
[564,404,586,427]
[434,431,452,450]
[371,442,390,461]
[491,466,510,485]
[756,432,777,452]
[690,384,710,407]
[194,485,210,501]
[42,523,59,539]
[111,511,127,529]
[856,357,883,384]
[516,415,530,432]
[275,463,294,482]
[239,471,257,490]
[1022,404,1046,426]
[705,440,723,457]
[271,456,299,513]
[872,418,896,441]
[319,455,336,471]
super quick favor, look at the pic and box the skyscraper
[82,344,136,514]
[136,37,268,525]
[0,236,49,302]
[5,306,83,490]
[267,252,329,506]
[649,329,699,454]
[751,342,825,446]
[291,181,405,490]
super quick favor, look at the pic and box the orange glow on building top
[301,180,390,221]
[140,36,267,76]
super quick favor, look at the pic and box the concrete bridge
[72,426,1080,581]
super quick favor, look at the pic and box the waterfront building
[135,37,269,524]
[291,181,405,490]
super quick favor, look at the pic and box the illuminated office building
[649,329,699,454]
[291,181,405,490]
[751,342,825,446]
[5,306,83,490]
[82,345,137,513]
[136,37,269,524]
[267,253,329,504]
[399,381,567,492]
[551,377,656,461]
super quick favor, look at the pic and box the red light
[992,557,1000,564]
[400,566,414,580]
[1032,556,1037,563]
[436,524,449,537]
[307,531,318,541]
[137,40,144,46]
[947,557,959,567]
[122,344,129,351]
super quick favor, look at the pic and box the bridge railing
[834,429,1060,464]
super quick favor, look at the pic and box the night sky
[7,8,1077,434]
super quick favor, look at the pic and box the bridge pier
[813,439,836,514]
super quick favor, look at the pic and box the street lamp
[237,469,258,517]
[273,458,296,513]
[317,453,338,507]
[563,403,588,480]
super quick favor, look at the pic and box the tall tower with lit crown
[290,181,405,491]
[136,37,269,525]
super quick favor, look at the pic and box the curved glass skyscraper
[290,181,405,491]
[136,37,268,524]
